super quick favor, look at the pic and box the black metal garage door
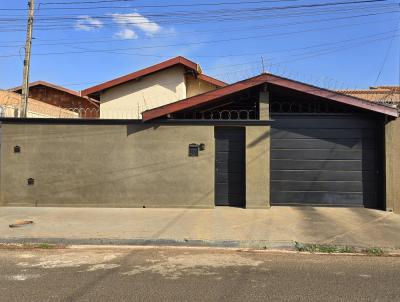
[215,127,245,207]
[271,115,382,208]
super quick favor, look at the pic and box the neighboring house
[0,90,78,118]
[339,86,400,106]
[1,71,399,213]
[81,56,227,119]
[10,81,99,118]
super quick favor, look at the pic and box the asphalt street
[0,247,399,302]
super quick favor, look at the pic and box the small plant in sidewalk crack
[338,246,356,253]
[295,242,356,254]
[31,243,57,249]
[362,247,384,256]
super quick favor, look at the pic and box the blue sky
[0,0,399,91]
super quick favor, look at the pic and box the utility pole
[21,0,35,118]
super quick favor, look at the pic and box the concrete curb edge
[0,237,296,250]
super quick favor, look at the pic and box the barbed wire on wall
[1,59,399,121]
[205,61,400,108]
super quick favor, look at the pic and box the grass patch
[362,247,384,256]
[33,243,55,249]
[295,242,356,254]
[0,243,61,250]
[338,246,356,253]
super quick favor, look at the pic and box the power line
[0,11,395,48]
[4,2,394,23]
[0,0,391,11]
[0,4,396,32]
[374,23,399,84]
[22,33,397,90]
[274,34,400,65]
[209,34,400,82]
[0,28,396,59]
[4,1,391,20]
[40,0,301,6]
[134,32,400,61]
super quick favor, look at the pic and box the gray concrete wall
[0,123,215,208]
[245,126,270,208]
[385,117,400,213]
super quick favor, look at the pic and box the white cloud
[114,28,138,40]
[112,12,161,36]
[74,15,103,31]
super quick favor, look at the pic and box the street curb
[0,237,296,250]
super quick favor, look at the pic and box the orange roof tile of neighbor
[80,56,227,96]
[10,80,81,97]
[338,86,400,104]
[142,73,399,121]
[9,80,99,104]
[0,90,78,118]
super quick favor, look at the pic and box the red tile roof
[142,73,399,121]
[9,80,99,106]
[81,56,226,96]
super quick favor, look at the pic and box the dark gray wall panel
[271,180,375,192]
[271,149,375,161]
[271,170,376,182]
[271,159,372,171]
[272,117,377,129]
[271,192,376,206]
[271,128,377,139]
[215,127,245,207]
[272,138,376,150]
[271,115,381,208]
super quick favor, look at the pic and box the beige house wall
[385,117,400,213]
[185,76,220,98]
[100,66,187,119]
[0,123,215,208]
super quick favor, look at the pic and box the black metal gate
[215,127,245,207]
[270,115,382,208]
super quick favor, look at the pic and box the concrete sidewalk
[1,207,400,249]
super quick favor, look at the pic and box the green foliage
[33,243,55,249]
[362,247,384,256]
[295,242,356,254]
[338,246,356,253]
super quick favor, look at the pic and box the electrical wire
[0,3,396,32]
[40,0,302,6]
[0,29,396,59]
[0,0,391,11]
[374,24,399,84]
[0,11,395,48]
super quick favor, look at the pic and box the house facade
[0,90,78,118]
[1,72,399,213]
[81,56,226,119]
[10,81,99,118]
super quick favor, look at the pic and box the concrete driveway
[1,207,400,249]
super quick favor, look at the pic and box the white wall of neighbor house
[100,66,187,119]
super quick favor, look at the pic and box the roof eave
[81,56,202,96]
[142,73,399,121]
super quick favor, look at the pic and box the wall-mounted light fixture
[199,143,206,151]
[188,143,199,157]
[14,146,21,153]
[27,178,34,186]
